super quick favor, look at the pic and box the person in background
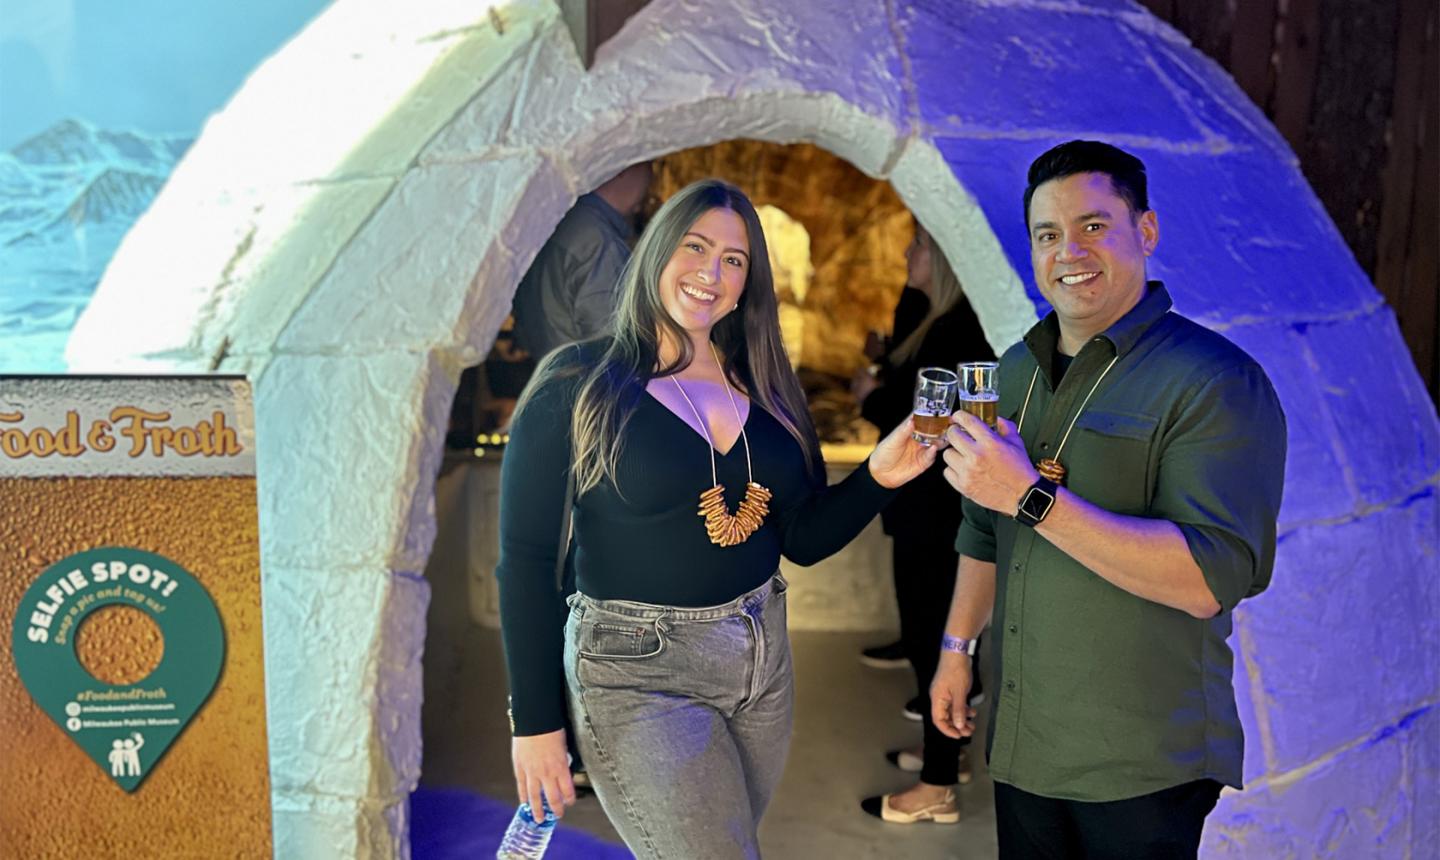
[506,160,654,789]
[852,222,994,824]
[511,161,655,360]
[854,289,928,672]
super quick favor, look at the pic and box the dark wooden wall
[1140,0,1438,400]
[563,0,652,67]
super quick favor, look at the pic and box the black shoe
[903,695,923,721]
[858,636,904,671]
[861,640,909,670]
[860,794,885,818]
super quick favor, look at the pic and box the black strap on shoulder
[553,342,582,593]
[554,466,575,593]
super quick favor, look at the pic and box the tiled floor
[421,558,998,859]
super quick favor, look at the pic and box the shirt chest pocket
[1064,410,1160,514]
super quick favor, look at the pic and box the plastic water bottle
[496,799,557,859]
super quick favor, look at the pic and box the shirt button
[1013,562,1022,571]
[1008,624,1018,633]
[1006,680,1016,691]
[1040,441,1049,449]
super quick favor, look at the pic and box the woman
[851,222,993,824]
[497,179,940,858]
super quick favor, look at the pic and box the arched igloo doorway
[442,140,952,639]
[66,1,1439,857]
[419,139,974,856]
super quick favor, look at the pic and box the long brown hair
[517,179,822,495]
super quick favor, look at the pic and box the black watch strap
[1014,476,1059,528]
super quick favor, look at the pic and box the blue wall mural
[0,0,330,371]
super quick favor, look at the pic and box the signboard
[13,547,225,792]
[0,376,272,857]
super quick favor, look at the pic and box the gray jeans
[563,573,794,860]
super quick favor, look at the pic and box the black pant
[892,527,973,786]
[995,779,1222,860]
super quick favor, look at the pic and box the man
[511,161,654,358]
[932,140,1286,858]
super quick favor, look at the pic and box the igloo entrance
[429,138,1009,637]
[418,138,1018,854]
[419,134,992,724]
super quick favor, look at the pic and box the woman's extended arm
[778,418,941,565]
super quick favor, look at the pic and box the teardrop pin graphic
[10,547,225,792]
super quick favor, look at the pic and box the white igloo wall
[66,0,1439,857]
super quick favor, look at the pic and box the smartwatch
[1013,476,1059,528]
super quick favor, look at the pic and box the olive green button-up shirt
[956,282,1287,802]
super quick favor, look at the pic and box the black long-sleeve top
[496,347,897,735]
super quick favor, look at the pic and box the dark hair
[1023,140,1149,225]
[517,179,823,494]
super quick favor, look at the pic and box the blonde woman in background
[852,222,994,824]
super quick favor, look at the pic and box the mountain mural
[0,119,189,372]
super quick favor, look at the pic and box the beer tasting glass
[957,362,999,428]
[912,367,958,445]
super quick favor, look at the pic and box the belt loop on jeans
[748,578,773,615]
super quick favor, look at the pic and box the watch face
[1021,487,1055,522]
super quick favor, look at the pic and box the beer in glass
[912,367,958,445]
[957,362,999,427]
